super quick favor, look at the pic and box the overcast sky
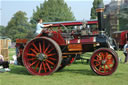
[0,0,111,26]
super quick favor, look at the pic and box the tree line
[0,0,75,41]
[0,0,127,42]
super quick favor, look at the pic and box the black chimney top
[96,3,105,34]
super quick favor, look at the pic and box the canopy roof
[43,19,98,27]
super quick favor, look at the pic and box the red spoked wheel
[90,48,118,76]
[22,37,62,76]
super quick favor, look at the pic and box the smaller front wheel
[90,48,118,76]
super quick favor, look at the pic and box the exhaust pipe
[96,3,105,35]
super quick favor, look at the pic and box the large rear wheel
[22,37,62,76]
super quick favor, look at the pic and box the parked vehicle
[112,30,128,50]
[15,5,118,76]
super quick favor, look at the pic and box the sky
[0,0,111,26]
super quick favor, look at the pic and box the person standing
[123,41,128,63]
[35,19,53,34]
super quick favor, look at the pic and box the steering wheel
[60,24,69,33]
[45,26,53,32]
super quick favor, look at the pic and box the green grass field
[0,48,128,85]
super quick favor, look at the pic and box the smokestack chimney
[96,3,105,34]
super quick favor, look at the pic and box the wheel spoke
[105,54,112,60]
[44,44,50,54]
[46,60,54,65]
[107,60,114,65]
[46,62,52,71]
[105,52,109,59]
[27,53,36,57]
[96,56,101,61]
[38,62,43,73]
[96,63,100,66]
[32,43,39,52]
[43,40,45,52]
[39,42,42,53]
[98,66,102,72]
[107,55,113,62]
[28,57,36,61]
[100,52,105,59]
[47,53,56,57]
[34,61,40,71]
[47,48,54,54]
[31,49,38,54]
[107,64,111,70]
[97,54,102,60]
[104,65,106,73]
[43,62,47,72]
[30,60,38,67]
[106,55,114,65]
[48,57,56,61]
[93,59,100,62]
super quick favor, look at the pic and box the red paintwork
[68,37,94,44]
[52,22,82,27]
[112,30,128,48]
[51,31,66,45]
[37,31,66,45]
[87,21,98,25]
[80,38,94,44]
[37,30,95,45]
[92,31,99,35]
[120,30,128,46]
[69,39,79,44]
[36,20,98,45]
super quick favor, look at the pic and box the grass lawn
[0,48,128,85]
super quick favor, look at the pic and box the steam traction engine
[16,5,118,76]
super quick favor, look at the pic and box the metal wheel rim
[90,48,118,76]
[23,37,62,76]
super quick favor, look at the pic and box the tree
[0,25,5,36]
[30,0,75,27]
[119,4,128,31]
[5,11,33,41]
[90,0,104,19]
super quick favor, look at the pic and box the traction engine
[16,4,118,76]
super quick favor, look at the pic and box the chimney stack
[96,3,105,34]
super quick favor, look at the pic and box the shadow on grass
[9,65,30,75]
[73,61,89,64]
[61,69,97,76]
[58,63,97,76]
[9,65,96,76]
[9,63,96,76]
